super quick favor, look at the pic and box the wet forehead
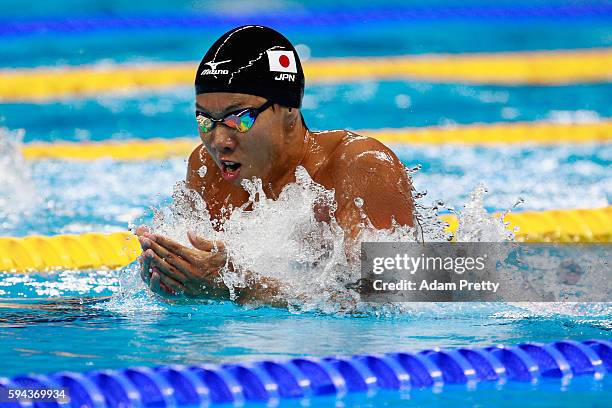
[196,92,266,115]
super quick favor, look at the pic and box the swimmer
[136,25,414,305]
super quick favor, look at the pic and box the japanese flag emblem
[267,50,297,73]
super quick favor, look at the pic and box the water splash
[454,183,515,242]
[0,128,39,224]
[100,262,165,314]
[0,269,119,298]
[142,165,523,315]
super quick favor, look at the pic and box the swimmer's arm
[332,137,415,240]
[186,144,205,192]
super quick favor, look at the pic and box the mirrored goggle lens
[196,114,214,133]
[225,111,256,133]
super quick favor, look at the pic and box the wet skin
[137,92,414,305]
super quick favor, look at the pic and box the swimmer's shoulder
[187,144,204,175]
[186,144,218,189]
[311,129,403,170]
[311,130,414,227]
[309,129,346,151]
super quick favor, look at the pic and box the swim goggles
[195,100,274,133]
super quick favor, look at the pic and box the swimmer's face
[196,92,284,185]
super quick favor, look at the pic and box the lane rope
[3,4,612,37]
[21,121,612,161]
[1,207,609,273]
[1,339,610,406]
[2,48,611,101]
[24,138,197,161]
[0,232,141,273]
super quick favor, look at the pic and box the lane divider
[440,206,612,243]
[2,48,611,101]
[0,232,141,272]
[23,138,197,160]
[368,120,612,146]
[1,339,610,406]
[3,5,612,37]
[21,121,612,161]
[1,207,609,273]
[308,48,612,85]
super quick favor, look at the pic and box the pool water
[3,83,612,143]
[0,294,610,378]
[0,0,611,405]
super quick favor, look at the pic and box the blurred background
[0,0,611,380]
[0,0,610,235]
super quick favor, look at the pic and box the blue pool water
[1,144,610,237]
[1,0,611,405]
[3,83,612,143]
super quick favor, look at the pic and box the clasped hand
[136,226,229,299]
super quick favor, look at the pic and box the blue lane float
[2,4,612,37]
[1,339,610,406]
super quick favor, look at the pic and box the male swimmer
[137,25,414,305]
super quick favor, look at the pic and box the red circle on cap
[279,55,290,68]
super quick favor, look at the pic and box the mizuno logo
[200,59,231,75]
[205,60,231,70]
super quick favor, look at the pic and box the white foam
[0,128,39,221]
[144,165,520,315]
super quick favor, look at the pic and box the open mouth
[220,160,242,181]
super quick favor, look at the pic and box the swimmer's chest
[195,131,348,223]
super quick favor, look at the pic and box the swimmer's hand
[135,227,285,306]
[136,227,228,299]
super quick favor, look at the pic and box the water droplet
[513,197,525,208]
[197,165,207,178]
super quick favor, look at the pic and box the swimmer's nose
[211,126,237,155]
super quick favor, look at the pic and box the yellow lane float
[21,120,612,161]
[1,207,609,272]
[2,48,611,101]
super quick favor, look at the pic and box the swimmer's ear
[283,106,299,131]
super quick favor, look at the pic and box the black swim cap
[195,25,305,109]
